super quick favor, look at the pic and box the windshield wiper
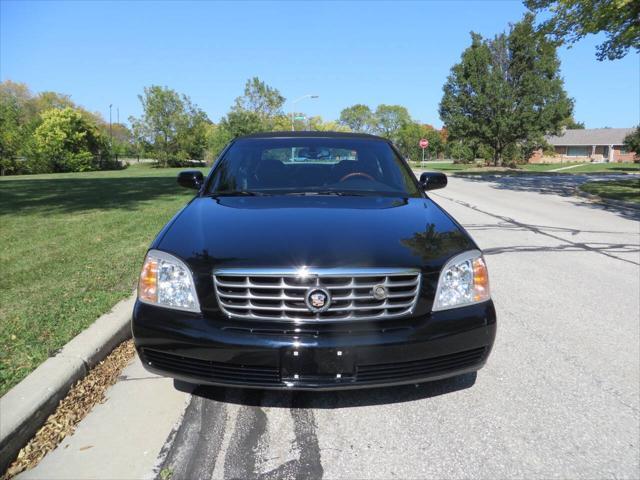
[283,191,368,197]
[209,191,268,197]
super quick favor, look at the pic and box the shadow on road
[452,173,640,221]
[462,221,640,261]
[181,372,477,409]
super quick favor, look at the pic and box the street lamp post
[109,104,113,147]
[290,94,319,131]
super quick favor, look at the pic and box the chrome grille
[213,268,421,322]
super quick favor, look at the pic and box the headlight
[433,249,490,311]
[138,249,200,313]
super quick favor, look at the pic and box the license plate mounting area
[281,347,355,383]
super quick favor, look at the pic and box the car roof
[235,131,390,141]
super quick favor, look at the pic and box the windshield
[207,137,421,197]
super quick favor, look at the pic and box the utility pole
[109,104,113,146]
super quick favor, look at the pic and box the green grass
[521,162,640,173]
[0,163,208,396]
[520,163,582,172]
[561,163,640,174]
[410,161,478,172]
[579,179,640,204]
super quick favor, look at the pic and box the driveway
[20,174,640,480]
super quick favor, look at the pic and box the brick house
[529,128,637,164]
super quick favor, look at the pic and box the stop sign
[419,138,429,149]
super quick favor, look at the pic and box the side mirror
[177,170,204,190]
[419,172,447,191]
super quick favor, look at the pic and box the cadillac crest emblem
[305,288,331,313]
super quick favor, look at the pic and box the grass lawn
[0,163,208,396]
[520,163,583,172]
[579,179,640,204]
[409,161,478,172]
[521,162,640,173]
[562,163,640,174]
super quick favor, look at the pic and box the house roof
[546,128,634,146]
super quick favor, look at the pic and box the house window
[566,146,590,157]
[619,146,628,154]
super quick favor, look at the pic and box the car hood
[155,195,475,274]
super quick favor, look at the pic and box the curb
[0,294,136,473]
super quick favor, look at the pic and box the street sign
[419,139,429,166]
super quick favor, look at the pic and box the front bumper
[132,300,496,390]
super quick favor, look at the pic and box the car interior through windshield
[208,137,420,196]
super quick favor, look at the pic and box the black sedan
[132,132,496,390]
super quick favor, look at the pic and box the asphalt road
[21,174,640,480]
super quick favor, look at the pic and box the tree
[447,140,476,163]
[525,0,640,61]
[130,86,210,166]
[32,91,75,112]
[109,123,135,156]
[219,110,266,138]
[0,85,26,174]
[233,77,285,119]
[623,126,640,160]
[206,124,233,162]
[0,80,127,174]
[31,107,107,172]
[396,122,444,162]
[130,86,185,165]
[339,104,374,132]
[439,15,573,165]
[372,105,411,141]
[562,117,586,129]
[310,118,351,132]
[177,105,211,161]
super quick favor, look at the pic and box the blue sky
[1,0,638,128]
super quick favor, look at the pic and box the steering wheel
[339,172,375,182]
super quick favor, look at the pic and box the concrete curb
[0,294,135,473]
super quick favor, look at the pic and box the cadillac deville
[132,132,496,390]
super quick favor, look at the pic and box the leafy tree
[31,107,107,172]
[177,106,210,161]
[310,118,351,132]
[439,14,573,165]
[339,104,374,132]
[0,80,128,174]
[0,85,27,174]
[130,86,185,165]
[233,77,285,120]
[32,91,76,112]
[220,110,266,138]
[525,0,640,61]
[109,123,135,156]
[447,140,476,163]
[130,86,210,166]
[396,122,444,162]
[372,105,411,141]
[623,126,640,160]
[206,124,233,162]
